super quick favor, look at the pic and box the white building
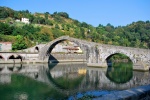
[21,18,30,24]
[0,42,12,52]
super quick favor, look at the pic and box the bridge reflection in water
[0,63,150,99]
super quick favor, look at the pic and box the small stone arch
[105,52,133,63]
[0,55,4,60]
[8,55,23,61]
[0,56,4,71]
[35,46,39,52]
[8,55,15,59]
[15,55,23,61]
[0,67,3,71]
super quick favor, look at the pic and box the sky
[0,0,150,27]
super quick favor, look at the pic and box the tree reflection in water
[106,62,133,84]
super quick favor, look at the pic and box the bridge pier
[133,61,149,71]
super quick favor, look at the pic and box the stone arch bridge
[0,36,150,71]
[39,36,150,71]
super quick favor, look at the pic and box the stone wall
[49,53,86,62]
[0,42,12,51]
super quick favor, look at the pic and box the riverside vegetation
[0,6,150,51]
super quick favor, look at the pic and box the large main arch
[39,36,88,61]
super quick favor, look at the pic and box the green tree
[80,27,85,39]
[12,35,27,50]
[55,24,60,29]
[44,12,49,19]
[57,12,69,18]
[0,22,14,35]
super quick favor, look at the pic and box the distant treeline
[0,6,150,50]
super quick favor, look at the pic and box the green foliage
[45,19,53,26]
[80,27,85,39]
[0,34,15,42]
[54,15,64,23]
[0,6,150,50]
[0,7,14,18]
[81,22,89,28]
[12,35,27,50]
[38,33,50,42]
[106,62,133,83]
[0,22,14,35]
[73,20,80,26]
[65,24,70,31]
[107,53,131,62]
[51,29,65,39]
[55,24,60,29]
[52,12,69,18]
[44,12,49,19]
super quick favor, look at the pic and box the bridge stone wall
[49,53,86,63]
[39,36,150,71]
[0,52,39,64]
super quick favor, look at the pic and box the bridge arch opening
[47,39,85,63]
[0,55,4,71]
[8,55,15,59]
[16,55,23,61]
[105,53,133,83]
[8,55,23,61]
[0,55,4,60]
[106,53,132,65]
[47,39,67,54]
[35,46,39,52]
[0,67,3,71]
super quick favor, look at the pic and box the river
[0,62,150,99]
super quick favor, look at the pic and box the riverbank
[93,84,150,100]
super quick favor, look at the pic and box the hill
[0,6,150,50]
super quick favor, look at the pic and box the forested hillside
[0,6,150,50]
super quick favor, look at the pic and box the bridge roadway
[0,63,150,96]
[0,36,150,71]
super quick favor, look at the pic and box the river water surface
[0,62,150,99]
